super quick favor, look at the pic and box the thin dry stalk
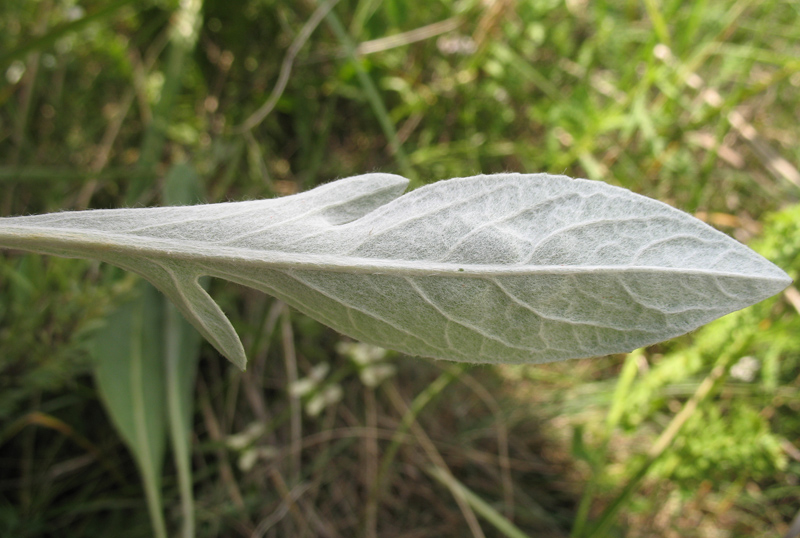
[235,0,341,133]
[457,371,514,521]
[197,376,249,516]
[384,382,487,538]
[364,387,379,538]
[251,476,312,538]
[354,17,462,56]
[282,309,302,485]
[654,43,800,190]
[268,468,309,535]
[76,34,169,208]
[782,286,800,316]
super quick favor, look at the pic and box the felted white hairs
[0,173,790,369]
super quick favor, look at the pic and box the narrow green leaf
[90,280,168,538]
[163,162,205,207]
[162,161,205,538]
[164,299,201,538]
[427,465,529,538]
[571,424,595,466]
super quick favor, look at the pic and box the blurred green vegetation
[1,0,798,536]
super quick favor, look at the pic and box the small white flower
[289,362,331,397]
[289,377,317,398]
[309,362,330,382]
[66,6,85,21]
[5,61,25,84]
[237,446,277,472]
[436,35,477,56]
[226,421,266,450]
[360,363,397,387]
[730,355,760,382]
[337,342,387,365]
[238,449,259,472]
[305,384,343,417]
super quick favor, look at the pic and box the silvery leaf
[0,173,790,370]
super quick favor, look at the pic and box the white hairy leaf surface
[0,173,791,370]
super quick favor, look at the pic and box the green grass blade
[90,280,168,538]
[162,162,205,538]
[571,351,641,536]
[374,365,464,503]
[427,465,528,538]
[323,8,416,180]
[349,0,382,37]
[583,332,751,538]
[128,0,203,204]
[642,0,671,46]
[164,300,200,538]
[0,0,137,70]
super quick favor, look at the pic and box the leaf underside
[0,173,791,370]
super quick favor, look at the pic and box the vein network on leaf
[0,173,790,370]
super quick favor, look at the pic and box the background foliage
[1,0,798,536]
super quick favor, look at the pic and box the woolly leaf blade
[0,173,790,368]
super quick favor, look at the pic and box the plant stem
[372,364,463,508]
[571,350,641,537]
[234,0,340,133]
[427,465,528,538]
[165,301,195,538]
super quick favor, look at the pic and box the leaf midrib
[0,226,787,283]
